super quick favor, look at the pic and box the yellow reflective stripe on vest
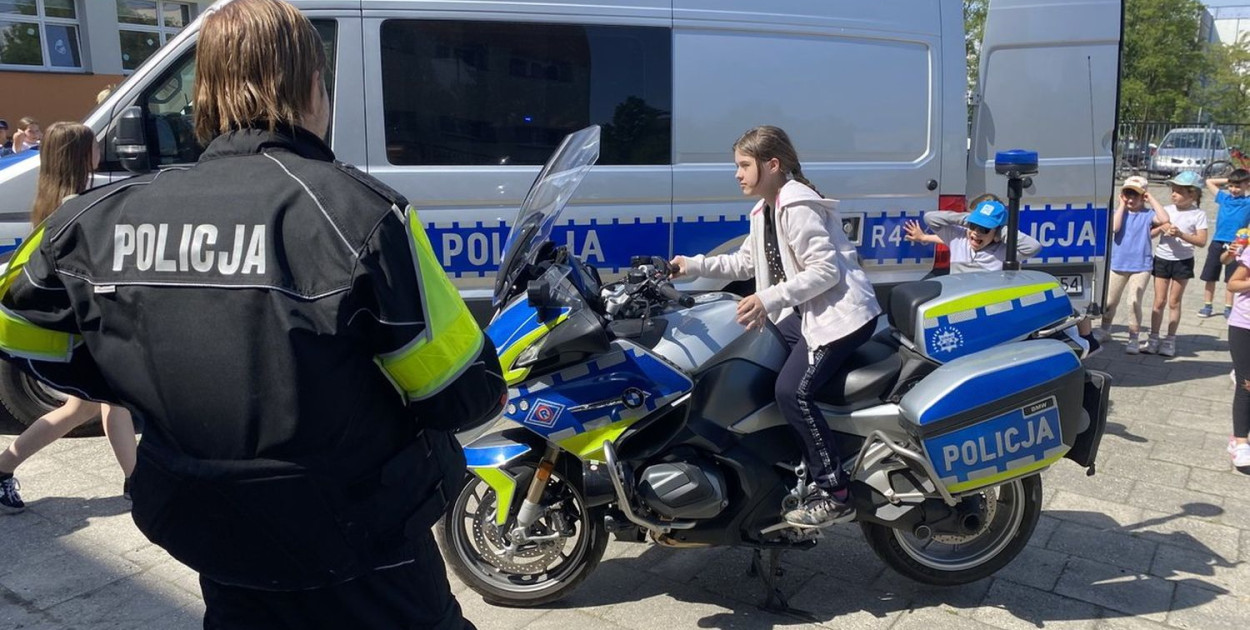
[376,206,484,401]
[0,226,78,362]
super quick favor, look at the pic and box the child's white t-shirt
[1154,205,1208,261]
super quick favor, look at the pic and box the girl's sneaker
[783,488,854,528]
[1091,328,1111,343]
[1232,443,1250,474]
[0,476,24,513]
[1197,304,1215,318]
[1159,338,1176,357]
[1125,338,1141,354]
[1142,337,1160,354]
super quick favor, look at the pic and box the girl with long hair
[670,125,882,527]
[0,123,137,513]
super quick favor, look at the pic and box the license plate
[1057,274,1084,295]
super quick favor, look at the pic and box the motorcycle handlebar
[656,282,695,308]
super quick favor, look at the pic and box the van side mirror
[115,106,150,174]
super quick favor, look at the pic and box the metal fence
[1115,120,1250,181]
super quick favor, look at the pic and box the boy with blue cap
[1199,168,1250,318]
[905,196,1042,273]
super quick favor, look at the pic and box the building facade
[1207,5,1250,46]
[0,0,212,126]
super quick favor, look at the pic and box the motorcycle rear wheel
[861,474,1041,585]
[436,465,609,607]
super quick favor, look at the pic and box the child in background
[0,123,137,513]
[1199,169,1250,318]
[1096,176,1170,353]
[1146,171,1209,357]
[1222,237,1250,473]
[903,196,1042,272]
[10,116,40,153]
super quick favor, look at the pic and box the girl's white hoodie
[686,180,882,352]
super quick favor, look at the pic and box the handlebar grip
[657,282,695,308]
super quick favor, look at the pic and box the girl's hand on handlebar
[669,256,689,279]
[736,295,768,330]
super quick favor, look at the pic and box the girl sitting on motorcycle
[670,125,882,528]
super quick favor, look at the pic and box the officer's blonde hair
[31,122,94,226]
[193,0,325,145]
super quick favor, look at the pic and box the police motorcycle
[437,126,1111,611]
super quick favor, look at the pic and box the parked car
[1116,135,1152,176]
[1149,127,1231,178]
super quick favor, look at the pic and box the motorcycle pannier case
[898,339,1083,495]
[892,271,1072,363]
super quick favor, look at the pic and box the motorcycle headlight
[515,336,548,367]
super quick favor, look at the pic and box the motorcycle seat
[887,280,943,343]
[815,335,902,407]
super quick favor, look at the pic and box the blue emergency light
[995,150,1039,175]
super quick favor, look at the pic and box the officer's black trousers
[200,530,475,630]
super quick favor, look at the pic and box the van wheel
[0,361,97,434]
[860,475,1041,585]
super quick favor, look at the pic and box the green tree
[1120,0,1209,121]
[964,0,987,97]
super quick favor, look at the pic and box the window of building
[117,0,196,72]
[380,20,672,166]
[0,0,82,70]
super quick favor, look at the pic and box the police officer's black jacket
[0,124,505,590]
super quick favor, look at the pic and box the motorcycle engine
[636,461,727,520]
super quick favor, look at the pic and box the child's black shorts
[1200,239,1238,283]
[1153,256,1196,280]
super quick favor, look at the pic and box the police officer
[0,0,504,627]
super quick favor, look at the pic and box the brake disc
[470,491,565,575]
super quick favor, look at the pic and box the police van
[0,0,1122,426]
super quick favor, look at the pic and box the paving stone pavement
[3,183,1249,629]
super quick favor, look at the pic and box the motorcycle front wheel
[436,465,609,607]
[861,474,1041,585]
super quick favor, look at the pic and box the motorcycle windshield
[493,126,601,308]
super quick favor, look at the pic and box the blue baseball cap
[967,200,1007,230]
[1166,171,1204,189]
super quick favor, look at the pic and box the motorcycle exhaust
[601,440,696,534]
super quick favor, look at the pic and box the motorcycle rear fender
[1064,369,1111,470]
[464,428,541,525]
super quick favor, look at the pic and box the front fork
[510,444,561,541]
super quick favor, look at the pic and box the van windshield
[1161,132,1225,150]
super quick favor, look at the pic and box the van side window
[104,19,338,171]
[379,20,672,166]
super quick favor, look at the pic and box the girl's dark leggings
[774,313,879,491]
[1230,325,1250,438]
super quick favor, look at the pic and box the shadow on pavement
[570,504,1233,629]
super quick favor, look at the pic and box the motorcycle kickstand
[748,548,816,622]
